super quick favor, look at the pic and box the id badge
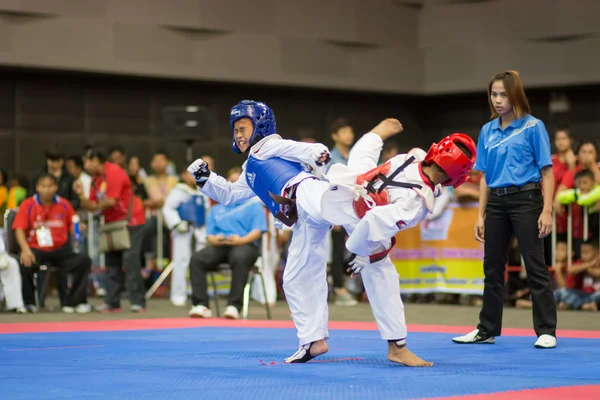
[36,226,54,248]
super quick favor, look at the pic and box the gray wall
[0,0,598,94]
[0,69,597,177]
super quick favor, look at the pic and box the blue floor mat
[1,327,599,400]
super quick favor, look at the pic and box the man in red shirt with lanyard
[12,173,92,313]
[76,148,148,312]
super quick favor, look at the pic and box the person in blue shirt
[453,70,557,349]
[188,167,267,320]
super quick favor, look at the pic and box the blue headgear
[230,100,277,154]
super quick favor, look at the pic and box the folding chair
[208,232,272,320]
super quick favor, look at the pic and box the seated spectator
[0,234,26,313]
[12,173,91,313]
[554,239,600,311]
[188,167,267,320]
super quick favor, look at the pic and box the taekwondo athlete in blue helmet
[162,168,211,307]
[187,100,334,363]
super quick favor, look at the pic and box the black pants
[20,245,91,307]
[189,244,259,311]
[330,228,348,289]
[104,225,147,308]
[477,189,557,337]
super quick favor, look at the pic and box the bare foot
[284,339,328,363]
[310,339,329,357]
[387,343,433,367]
[581,302,598,312]
[558,302,569,310]
[515,299,532,309]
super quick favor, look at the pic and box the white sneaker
[189,305,212,318]
[223,305,240,320]
[534,334,556,349]
[452,329,495,344]
[15,307,27,314]
[62,306,75,314]
[75,304,92,314]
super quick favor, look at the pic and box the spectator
[552,241,572,309]
[327,118,358,306]
[12,173,91,313]
[144,151,178,213]
[554,142,600,259]
[551,127,577,191]
[0,169,7,229]
[108,147,127,170]
[453,169,481,203]
[66,156,92,200]
[29,147,79,210]
[298,129,318,144]
[142,151,178,272]
[554,239,600,311]
[128,156,148,182]
[76,148,147,312]
[0,231,26,313]
[7,174,28,209]
[188,167,267,320]
[380,141,400,164]
[162,168,211,306]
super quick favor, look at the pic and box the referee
[453,70,557,349]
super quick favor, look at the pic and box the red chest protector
[353,162,391,218]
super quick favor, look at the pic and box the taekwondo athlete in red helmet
[322,119,477,367]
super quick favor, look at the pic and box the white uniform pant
[0,253,25,310]
[359,256,407,341]
[343,133,408,342]
[170,229,205,304]
[284,179,332,346]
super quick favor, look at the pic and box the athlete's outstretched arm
[188,158,256,206]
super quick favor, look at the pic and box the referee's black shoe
[452,329,495,344]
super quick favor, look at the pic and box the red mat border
[425,384,600,400]
[1,318,599,338]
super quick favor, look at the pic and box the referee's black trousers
[477,189,557,337]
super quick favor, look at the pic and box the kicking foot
[284,339,328,363]
[387,343,433,367]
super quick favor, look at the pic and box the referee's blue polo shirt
[474,115,552,189]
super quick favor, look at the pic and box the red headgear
[424,133,477,188]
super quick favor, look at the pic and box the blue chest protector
[177,194,206,227]
[245,157,304,217]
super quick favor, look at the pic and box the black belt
[490,182,540,197]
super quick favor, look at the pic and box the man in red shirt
[76,148,147,312]
[12,173,91,313]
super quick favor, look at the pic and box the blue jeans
[555,288,600,309]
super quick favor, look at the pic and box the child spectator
[555,240,600,311]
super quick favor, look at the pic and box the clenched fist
[310,144,331,167]
[371,118,404,141]
[187,159,211,188]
